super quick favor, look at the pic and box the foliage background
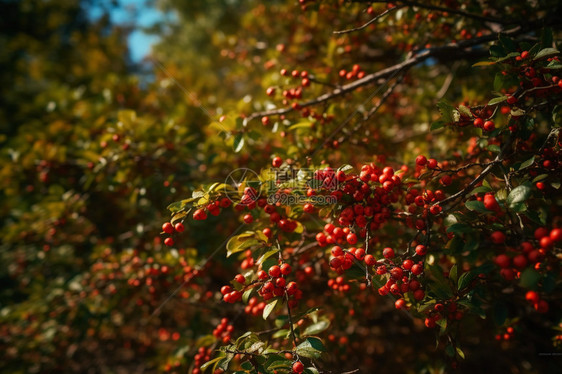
[1,0,561,373]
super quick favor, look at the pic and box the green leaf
[242,288,254,304]
[233,133,245,153]
[458,105,472,118]
[437,100,458,124]
[465,200,488,213]
[257,248,280,265]
[520,268,541,288]
[499,33,517,52]
[519,156,535,170]
[296,337,324,359]
[456,347,466,360]
[511,107,526,117]
[458,271,475,291]
[449,264,458,285]
[493,73,505,91]
[430,120,445,130]
[288,121,313,131]
[446,223,473,234]
[304,368,320,374]
[487,144,500,153]
[263,299,278,320]
[302,320,330,336]
[272,329,290,339]
[490,44,506,58]
[472,60,496,67]
[488,96,507,106]
[469,185,493,195]
[533,48,559,61]
[200,355,225,373]
[507,184,532,208]
[226,232,260,257]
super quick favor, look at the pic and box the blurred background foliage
[1,0,561,373]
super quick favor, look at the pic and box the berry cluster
[212,318,234,344]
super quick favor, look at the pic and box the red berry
[292,361,304,373]
[483,120,495,131]
[164,237,174,247]
[395,298,406,309]
[221,285,232,295]
[490,231,506,244]
[382,247,395,259]
[550,228,562,242]
[272,156,283,168]
[525,290,539,304]
[520,50,529,59]
[415,155,427,166]
[234,274,246,284]
[415,244,427,256]
[346,233,358,245]
[162,222,174,234]
[268,265,281,278]
[280,263,292,275]
[243,214,254,224]
[174,222,184,232]
[413,289,425,301]
[495,254,510,268]
[364,254,376,266]
[261,116,271,126]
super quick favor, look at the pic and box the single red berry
[261,116,271,126]
[364,254,376,266]
[266,87,276,96]
[395,298,406,309]
[382,247,395,259]
[162,222,174,234]
[280,263,292,276]
[427,158,438,169]
[243,214,253,224]
[415,244,427,256]
[550,228,562,242]
[221,285,232,295]
[164,237,174,247]
[415,155,427,166]
[292,361,304,373]
[272,156,283,168]
[490,231,506,244]
[174,222,184,232]
[234,274,246,284]
[520,50,529,59]
[346,232,358,245]
[495,254,510,268]
[268,265,281,278]
[483,120,495,131]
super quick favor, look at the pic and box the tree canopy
[1,1,561,373]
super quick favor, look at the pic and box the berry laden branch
[246,22,546,123]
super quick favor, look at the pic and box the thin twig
[333,6,403,35]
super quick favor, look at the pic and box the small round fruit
[162,222,174,234]
[292,361,304,373]
[272,156,283,168]
[164,237,174,247]
[174,222,184,232]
